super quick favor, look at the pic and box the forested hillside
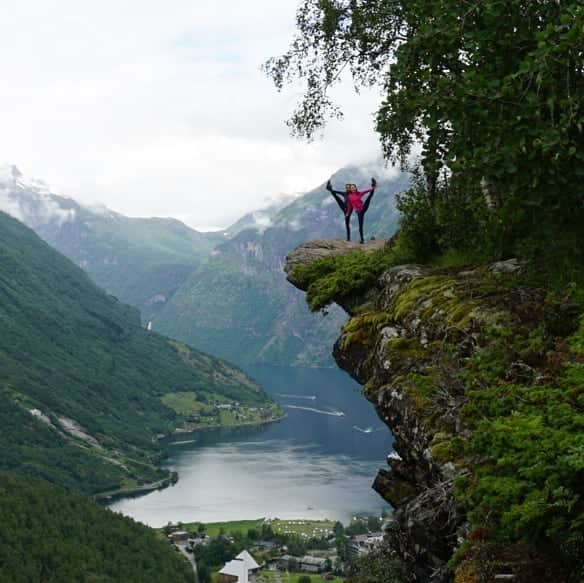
[0,472,195,583]
[0,210,266,495]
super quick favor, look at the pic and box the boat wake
[277,393,317,400]
[170,439,197,445]
[353,426,385,434]
[284,404,345,417]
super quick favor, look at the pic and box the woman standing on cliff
[326,178,377,243]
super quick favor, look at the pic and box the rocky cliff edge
[285,239,583,583]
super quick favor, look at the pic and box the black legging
[356,190,375,243]
[329,189,375,242]
[329,191,351,241]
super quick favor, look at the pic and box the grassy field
[161,392,226,416]
[218,403,285,427]
[267,518,336,539]
[176,517,336,540]
[162,393,285,430]
[258,572,343,583]
[181,518,264,538]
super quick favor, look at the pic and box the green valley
[0,210,276,496]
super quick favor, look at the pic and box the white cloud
[0,1,384,230]
[0,190,25,223]
[0,187,76,227]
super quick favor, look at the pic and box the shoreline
[95,472,178,504]
[169,411,288,436]
[99,412,287,504]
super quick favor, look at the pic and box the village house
[251,540,278,552]
[276,554,328,574]
[299,555,328,573]
[167,531,190,543]
[218,550,260,583]
[348,532,384,557]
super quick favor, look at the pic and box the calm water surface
[110,366,393,526]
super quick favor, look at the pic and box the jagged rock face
[284,242,552,583]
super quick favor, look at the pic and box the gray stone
[489,258,522,274]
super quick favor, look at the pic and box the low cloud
[0,1,384,230]
[0,165,76,227]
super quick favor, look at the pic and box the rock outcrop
[285,240,583,583]
[285,238,387,281]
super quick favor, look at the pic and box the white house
[236,550,260,573]
[218,550,260,583]
[219,559,248,583]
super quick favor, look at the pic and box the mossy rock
[454,560,480,583]
[431,441,453,464]
[380,478,419,507]
[342,311,395,349]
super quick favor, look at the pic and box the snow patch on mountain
[0,164,76,227]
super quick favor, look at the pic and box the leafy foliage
[347,548,403,583]
[266,0,584,258]
[0,472,194,583]
[0,211,266,494]
[455,313,584,576]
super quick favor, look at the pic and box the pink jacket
[346,188,374,215]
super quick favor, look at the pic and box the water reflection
[110,366,393,526]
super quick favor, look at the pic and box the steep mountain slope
[0,472,195,583]
[154,167,409,366]
[0,164,221,321]
[0,210,266,495]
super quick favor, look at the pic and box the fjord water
[110,366,393,526]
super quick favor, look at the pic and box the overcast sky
[0,1,383,230]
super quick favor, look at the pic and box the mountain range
[0,163,408,367]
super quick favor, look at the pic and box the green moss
[389,275,480,329]
[292,247,407,311]
[386,338,426,359]
[342,311,395,349]
[398,372,437,410]
[430,434,466,465]
[456,306,584,570]
[431,441,452,463]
